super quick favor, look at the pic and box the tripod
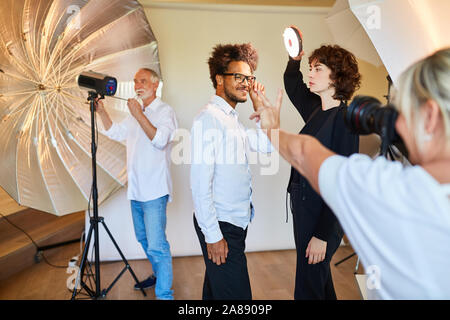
[71,91,146,300]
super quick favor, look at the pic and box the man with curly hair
[190,43,272,300]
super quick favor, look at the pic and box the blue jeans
[130,195,173,300]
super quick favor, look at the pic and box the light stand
[71,91,146,299]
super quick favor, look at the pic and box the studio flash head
[77,71,118,96]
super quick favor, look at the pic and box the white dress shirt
[104,97,178,202]
[190,95,273,243]
[319,154,450,299]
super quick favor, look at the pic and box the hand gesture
[127,98,143,119]
[249,89,283,131]
[249,81,266,112]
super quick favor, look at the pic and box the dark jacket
[284,58,359,241]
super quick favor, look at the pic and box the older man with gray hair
[95,68,178,300]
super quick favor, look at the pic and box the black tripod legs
[72,218,96,299]
[100,218,146,297]
[334,252,357,267]
[71,217,146,299]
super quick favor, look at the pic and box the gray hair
[139,68,160,84]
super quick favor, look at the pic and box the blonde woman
[251,48,450,299]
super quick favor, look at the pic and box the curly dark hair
[308,45,361,101]
[208,43,258,89]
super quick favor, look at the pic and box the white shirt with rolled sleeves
[318,153,450,299]
[190,95,274,244]
[103,97,178,202]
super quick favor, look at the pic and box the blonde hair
[393,48,450,142]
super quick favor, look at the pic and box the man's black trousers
[193,215,252,300]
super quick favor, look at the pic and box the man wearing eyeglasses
[190,43,273,300]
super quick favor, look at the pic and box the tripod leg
[72,221,95,300]
[354,257,361,274]
[100,219,147,297]
[334,252,357,267]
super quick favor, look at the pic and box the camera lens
[345,95,399,138]
[345,95,407,159]
[345,96,382,135]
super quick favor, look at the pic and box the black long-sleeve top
[284,58,359,241]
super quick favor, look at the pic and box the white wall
[92,2,389,260]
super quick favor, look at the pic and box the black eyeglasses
[222,73,256,85]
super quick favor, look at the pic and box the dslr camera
[344,95,407,158]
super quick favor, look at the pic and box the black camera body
[344,95,404,157]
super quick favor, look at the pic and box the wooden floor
[0,188,27,217]
[0,210,85,282]
[0,243,362,300]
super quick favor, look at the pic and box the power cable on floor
[0,212,75,268]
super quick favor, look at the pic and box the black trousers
[290,188,344,300]
[193,215,252,300]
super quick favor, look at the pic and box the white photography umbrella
[0,0,161,215]
[325,0,383,67]
[348,0,450,85]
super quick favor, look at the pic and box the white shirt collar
[143,97,161,112]
[211,95,238,117]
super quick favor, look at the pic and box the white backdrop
[87,2,388,261]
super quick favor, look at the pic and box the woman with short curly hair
[284,28,361,300]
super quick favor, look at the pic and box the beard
[224,85,248,104]
[136,89,153,100]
